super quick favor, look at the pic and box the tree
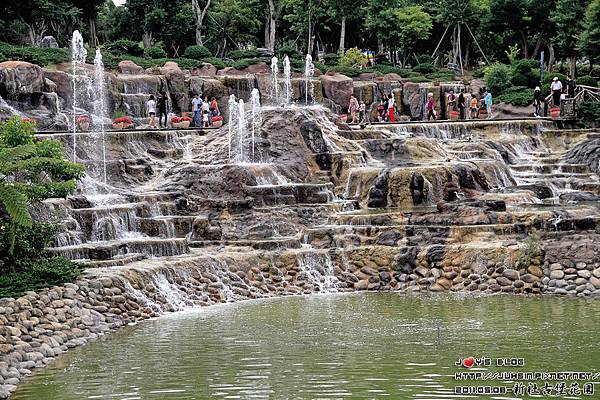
[206,0,261,56]
[579,0,600,66]
[324,0,364,53]
[192,0,213,46]
[392,6,432,65]
[550,0,589,75]
[0,117,84,259]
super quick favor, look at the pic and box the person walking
[484,90,493,119]
[379,95,388,122]
[566,75,575,98]
[426,93,436,120]
[146,95,157,128]
[388,93,396,123]
[533,86,542,117]
[550,77,563,107]
[348,95,359,124]
[157,91,168,128]
[469,95,478,119]
[446,89,457,118]
[191,94,203,128]
[359,101,366,123]
[457,89,466,120]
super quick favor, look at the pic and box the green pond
[12,293,600,399]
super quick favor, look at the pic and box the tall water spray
[70,30,87,162]
[270,56,279,102]
[304,54,315,104]
[283,56,292,105]
[250,88,261,162]
[93,49,108,184]
[238,99,246,163]
[228,94,237,162]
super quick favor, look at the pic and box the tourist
[157,91,168,128]
[469,94,478,119]
[447,89,456,117]
[146,95,157,128]
[426,93,436,120]
[457,89,466,120]
[484,90,493,119]
[379,95,388,122]
[388,93,395,123]
[533,86,542,117]
[203,109,210,128]
[566,75,575,98]
[348,95,359,124]
[359,101,366,123]
[202,96,210,117]
[191,94,203,128]
[550,77,563,107]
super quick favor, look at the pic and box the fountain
[238,99,246,163]
[304,54,315,104]
[283,56,292,105]
[270,56,279,103]
[70,30,87,163]
[250,88,261,162]
[228,94,237,162]
[92,49,108,185]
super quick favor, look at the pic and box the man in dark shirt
[566,75,575,98]
[157,91,168,128]
[457,89,466,120]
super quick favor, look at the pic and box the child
[202,110,210,128]
[146,95,157,128]
[359,101,366,123]
[469,95,478,119]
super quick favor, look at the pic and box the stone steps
[189,236,302,250]
[48,238,189,260]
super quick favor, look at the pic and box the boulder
[40,36,59,48]
[0,61,45,97]
[320,73,353,109]
[192,63,218,77]
[117,60,144,75]
[241,62,271,74]
[559,191,600,203]
[160,62,187,114]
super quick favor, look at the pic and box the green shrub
[170,58,204,70]
[277,45,302,59]
[289,57,305,72]
[426,70,456,81]
[413,63,435,74]
[0,42,70,66]
[202,57,226,70]
[228,49,259,60]
[323,53,339,66]
[414,54,434,65]
[511,59,539,87]
[577,102,600,127]
[374,53,390,65]
[106,39,143,56]
[496,86,532,106]
[145,46,166,59]
[327,65,361,77]
[184,45,212,60]
[338,47,367,68]
[576,75,598,87]
[472,68,485,78]
[484,63,512,95]
[232,58,261,70]
[590,67,600,78]
[407,75,431,83]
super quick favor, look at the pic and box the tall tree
[192,0,213,46]
[579,0,600,67]
[551,0,589,75]
[393,6,432,65]
[324,0,363,53]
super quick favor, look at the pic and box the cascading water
[238,99,247,163]
[270,56,279,103]
[283,56,292,105]
[93,49,108,185]
[304,54,315,104]
[228,94,237,162]
[70,30,87,163]
[250,88,261,162]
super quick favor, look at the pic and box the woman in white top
[146,95,157,128]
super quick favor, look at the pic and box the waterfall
[270,56,279,103]
[283,56,291,105]
[238,99,246,164]
[93,49,108,185]
[228,94,237,162]
[304,54,315,104]
[297,252,338,292]
[70,30,87,163]
[250,88,261,163]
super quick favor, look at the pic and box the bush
[0,42,70,66]
[106,39,143,56]
[590,67,600,78]
[484,63,512,95]
[407,75,431,83]
[277,45,302,59]
[202,57,226,70]
[232,58,261,70]
[576,75,598,87]
[184,45,212,60]
[472,68,485,78]
[228,49,259,60]
[323,53,339,66]
[577,102,600,126]
[413,63,435,74]
[414,54,434,65]
[327,65,361,77]
[496,86,532,106]
[511,59,539,87]
[145,46,166,59]
[426,70,456,81]
[338,47,367,68]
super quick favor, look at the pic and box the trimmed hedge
[106,39,143,56]
[184,45,212,60]
[228,49,259,60]
[0,42,69,66]
[496,86,532,106]
[576,75,599,87]
[145,46,167,59]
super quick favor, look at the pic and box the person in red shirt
[426,93,436,120]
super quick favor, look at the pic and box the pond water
[12,293,600,399]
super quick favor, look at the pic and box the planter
[212,120,223,128]
[478,110,487,119]
[172,121,191,129]
[449,111,459,121]
[339,114,348,122]
[112,122,124,130]
[550,107,561,119]
[78,121,90,132]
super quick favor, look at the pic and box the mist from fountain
[228,94,237,162]
[251,88,261,162]
[70,30,87,163]
[238,99,246,163]
[283,56,291,105]
[304,54,315,104]
[93,49,108,185]
[270,56,279,103]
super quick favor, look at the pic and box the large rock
[320,73,353,109]
[0,61,45,97]
[160,62,187,114]
[192,63,218,77]
[117,60,144,75]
